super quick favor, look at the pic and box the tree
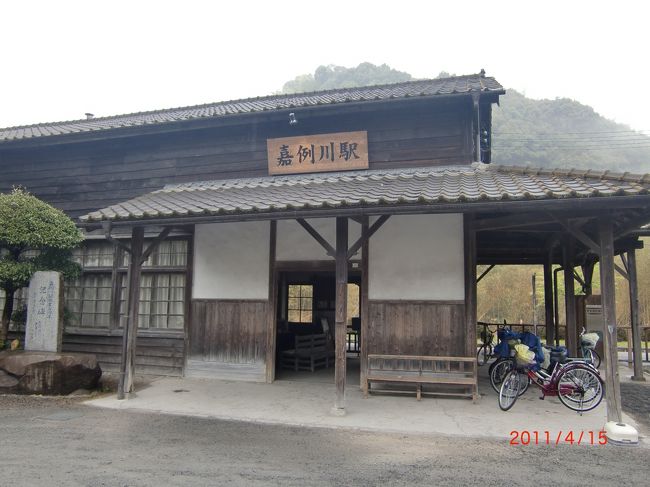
[0,188,83,342]
[281,63,412,94]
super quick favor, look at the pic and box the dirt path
[0,395,648,487]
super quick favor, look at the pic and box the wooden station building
[1,72,648,417]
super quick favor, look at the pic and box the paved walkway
[87,363,644,443]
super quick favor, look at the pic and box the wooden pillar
[563,236,577,356]
[543,257,555,345]
[627,249,646,381]
[599,218,623,423]
[360,217,369,391]
[464,214,477,358]
[265,220,277,383]
[333,217,348,414]
[117,226,144,399]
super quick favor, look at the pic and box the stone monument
[25,271,63,352]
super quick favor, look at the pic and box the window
[66,275,112,328]
[119,273,185,329]
[287,284,313,324]
[64,238,189,331]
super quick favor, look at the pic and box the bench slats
[365,353,478,402]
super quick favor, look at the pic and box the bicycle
[498,359,604,414]
[579,328,601,369]
[476,323,496,366]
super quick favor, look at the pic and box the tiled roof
[0,73,503,143]
[79,164,650,223]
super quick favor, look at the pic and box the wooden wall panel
[367,300,466,357]
[186,299,268,381]
[0,98,473,218]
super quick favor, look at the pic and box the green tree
[0,188,83,342]
[281,63,412,93]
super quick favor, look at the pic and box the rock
[0,351,101,396]
[0,370,19,393]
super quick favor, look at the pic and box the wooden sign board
[267,131,368,175]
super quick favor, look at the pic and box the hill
[281,64,650,173]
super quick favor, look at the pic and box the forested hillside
[282,63,650,174]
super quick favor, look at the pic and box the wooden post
[627,249,646,381]
[563,236,578,356]
[543,258,555,345]
[599,218,623,423]
[464,214,477,358]
[333,217,348,414]
[117,226,144,399]
[360,217,369,392]
[266,220,277,383]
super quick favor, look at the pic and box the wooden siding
[367,300,466,357]
[0,98,473,218]
[186,299,268,381]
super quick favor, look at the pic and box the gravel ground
[621,380,650,430]
[0,395,649,487]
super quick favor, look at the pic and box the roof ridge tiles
[1,73,503,142]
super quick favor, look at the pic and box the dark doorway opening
[275,268,361,383]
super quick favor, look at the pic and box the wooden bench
[365,354,478,402]
[280,334,335,372]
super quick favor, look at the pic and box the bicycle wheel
[589,349,601,369]
[477,345,490,366]
[556,365,604,412]
[498,370,521,411]
[491,359,530,396]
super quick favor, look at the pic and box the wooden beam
[614,262,629,281]
[140,227,172,264]
[476,264,495,284]
[102,221,132,255]
[296,218,335,257]
[599,217,623,422]
[582,262,595,296]
[464,214,478,358]
[117,226,144,400]
[627,249,646,382]
[347,215,390,260]
[360,217,369,392]
[266,221,278,383]
[553,267,562,347]
[333,217,348,415]
[475,213,557,232]
[563,236,578,356]
[543,257,555,345]
[550,216,603,256]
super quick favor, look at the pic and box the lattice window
[288,284,313,324]
[65,274,112,328]
[119,273,185,329]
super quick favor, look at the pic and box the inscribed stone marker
[25,271,63,352]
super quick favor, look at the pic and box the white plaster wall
[277,218,362,261]
[369,214,464,300]
[193,221,270,299]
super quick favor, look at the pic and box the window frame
[64,235,191,337]
[287,283,314,324]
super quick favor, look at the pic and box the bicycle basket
[581,332,599,349]
[514,344,536,367]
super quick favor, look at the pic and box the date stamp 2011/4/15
[510,430,607,446]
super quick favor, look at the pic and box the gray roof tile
[79,164,650,223]
[0,73,503,143]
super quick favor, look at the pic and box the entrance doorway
[274,268,361,384]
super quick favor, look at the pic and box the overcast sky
[1,0,648,132]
